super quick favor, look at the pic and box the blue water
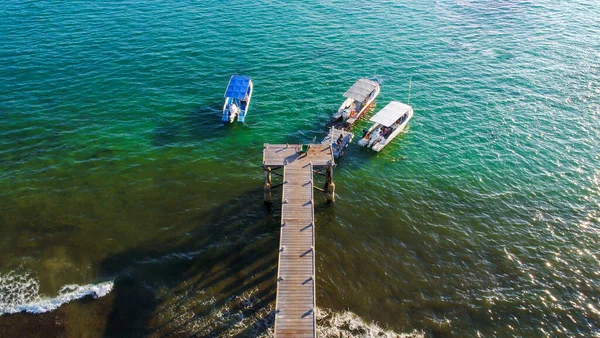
[1,0,599,336]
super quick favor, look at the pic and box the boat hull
[221,78,253,123]
[237,81,253,123]
[322,127,354,158]
[358,108,413,152]
[327,79,381,130]
[345,84,380,125]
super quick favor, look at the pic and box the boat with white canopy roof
[222,75,253,123]
[327,78,381,130]
[357,101,413,152]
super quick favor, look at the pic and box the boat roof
[224,75,251,99]
[343,78,378,101]
[369,101,412,127]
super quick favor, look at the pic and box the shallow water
[1,0,599,336]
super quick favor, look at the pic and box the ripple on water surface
[1,0,600,336]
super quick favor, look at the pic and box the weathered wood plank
[274,163,316,338]
[263,144,335,167]
[264,143,335,338]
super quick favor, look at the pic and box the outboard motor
[368,128,380,147]
[229,103,240,123]
[341,109,349,122]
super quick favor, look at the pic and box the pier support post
[326,166,335,203]
[327,182,335,203]
[264,167,272,204]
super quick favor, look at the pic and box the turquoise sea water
[1,0,599,336]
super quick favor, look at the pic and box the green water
[1,0,599,336]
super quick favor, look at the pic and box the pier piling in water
[264,166,272,203]
[326,166,335,203]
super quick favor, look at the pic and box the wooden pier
[262,144,335,338]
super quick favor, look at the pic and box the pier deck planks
[264,143,334,338]
[263,144,334,167]
[274,163,316,337]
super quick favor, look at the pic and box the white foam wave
[317,308,424,338]
[1,270,418,337]
[0,268,113,315]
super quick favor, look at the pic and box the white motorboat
[357,101,413,152]
[321,126,354,158]
[222,75,253,123]
[327,78,381,129]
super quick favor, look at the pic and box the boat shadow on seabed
[152,104,238,148]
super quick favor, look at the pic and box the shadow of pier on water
[100,187,281,338]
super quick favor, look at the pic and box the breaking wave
[0,269,422,337]
[317,308,424,338]
[0,268,113,315]
[150,283,422,338]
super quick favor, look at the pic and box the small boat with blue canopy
[222,75,253,123]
